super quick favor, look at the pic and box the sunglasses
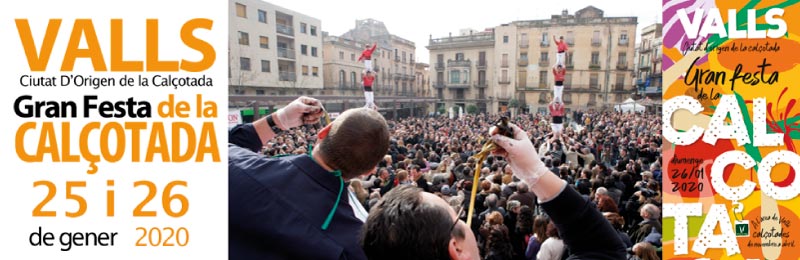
[449,206,465,234]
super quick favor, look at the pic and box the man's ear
[448,237,465,260]
[318,124,333,140]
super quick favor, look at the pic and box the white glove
[490,123,548,185]
[275,96,324,130]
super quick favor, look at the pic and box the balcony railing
[501,61,509,68]
[276,24,294,36]
[435,62,445,70]
[639,47,651,53]
[639,65,651,70]
[539,82,548,88]
[618,38,629,46]
[538,59,549,67]
[434,81,445,88]
[475,80,488,88]
[279,71,296,81]
[589,63,601,70]
[616,63,628,70]
[566,39,575,46]
[518,58,528,66]
[565,62,574,69]
[476,60,487,69]
[448,81,470,89]
[591,39,601,47]
[519,41,529,48]
[447,59,472,67]
[499,78,511,84]
[277,47,296,59]
[540,41,550,47]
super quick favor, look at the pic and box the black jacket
[228,124,367,260]
[541,185,627,260]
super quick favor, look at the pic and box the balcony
[639,47,651,53]
[276,24,294,36]
[618,38,629,46]
[277,47,296,59]
[518,58,528,67]
[538,82,548,89]
[501,62,509,68]
[591,39,601,47]
[477,94,487,100]
[616,63,628,70]
[587,101,597,106]
[499,78,511,84]
[435,62,445,70]
[538,59,549,67]
[643,86,661,94]
[448,81,470,89]
[474,80,488,88]
[394,56,401,62]
[540,41,550,47]
[639,65,651,70]
[476,60,487,69]
[447,59,472,67]
[589,84,600,91]
[520,41,529,48]
[565,62,574,69]
[279,71,296,81]
[434,81,445,88]
[566,39,575,47]
[589,63,601,70]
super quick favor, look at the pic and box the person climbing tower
[552,65,566,103]
[553,35,568,68]
[357,42,378,72]
[362,70,377,110]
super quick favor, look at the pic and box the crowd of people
[254,107,663,260]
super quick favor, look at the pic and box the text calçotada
[14,94,220,174]
[663,95,798,257]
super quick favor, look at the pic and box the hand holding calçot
[275,96,324,130]
[490,123,547,185]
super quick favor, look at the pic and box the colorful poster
[662,0,800,259]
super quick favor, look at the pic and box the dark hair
[320,108,390,179]
[516,206,534,235]
[360,186,463,259]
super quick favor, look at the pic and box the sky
[265,0,662,63]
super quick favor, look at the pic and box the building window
[339,70,346,86]
[520,53,528,60]
[591,52,600,65]
[238,31,249,45]
[455,53,464,61]
[258,9,267,23]
[541,32,548,45]
[310,26,317,36]
[235,3,247,18]
[592,30,601,45]
[502,53,508,67]
[312,67,319,76]
[450,70,460,84]
[311,47,318,57]
[351,72,357,88]
[410,54,414,63]
[566,31,575,45]
[240,57,251,71]
[540,52,548,62]
[618,52,627,64]
[590,73,599,89]
[301,45,308,55]
[564,73,572,86]
[501,70,508,82]
[256,90,265,95]
[339,51,344,60]
[616,73,625,89]
[261,60,270,72]
[503,35,509,43]
[351,53,355,61]
[539,70,548,86]
[302,66,309,76]
[259,36,269,49]
[300,23,307,34]
[566,52,574,66]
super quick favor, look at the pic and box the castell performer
[553,35,568,67]
[549,100,565,138]
[357,42,378,72]
[552,65,566,103]
[362,70,377,110]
